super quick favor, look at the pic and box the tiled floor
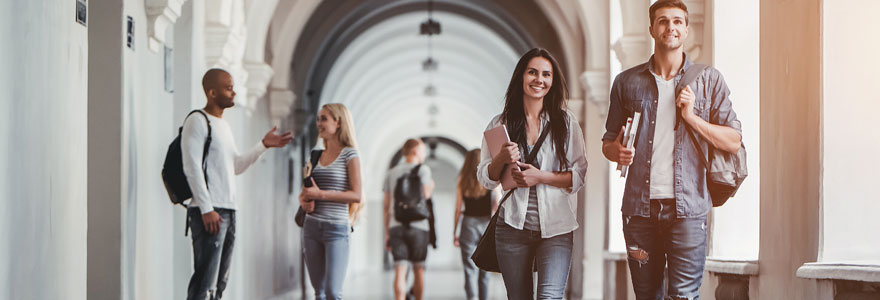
[335,267,509,300]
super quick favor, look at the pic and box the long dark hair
[500,48,570,170]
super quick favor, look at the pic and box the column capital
[145,0,187,53]
[580,70,610,117]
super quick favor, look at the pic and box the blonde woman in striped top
[299,103,363,300]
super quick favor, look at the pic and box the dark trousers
[187,208,236,300]
[622,199,708,300]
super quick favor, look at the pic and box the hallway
[340,268,507,300]
[3,0,880,299]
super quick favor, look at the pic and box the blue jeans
[303,215,350,300]
[623,199,708,300]
[495,219,573,300]
[460,216,490,300]
[187,208,236,300]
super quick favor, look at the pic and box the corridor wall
[0,0,89,299]
[819,0,880,263]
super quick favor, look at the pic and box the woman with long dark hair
[477,48,588,299]
[454,149,500,300]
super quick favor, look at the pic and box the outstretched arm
[234,126,292,174]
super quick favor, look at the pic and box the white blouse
[477,110,588,238]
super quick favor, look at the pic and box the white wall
[710,0,760,260]
[820,0,880,262]
[79,0,301,299]
[0,0,89,299]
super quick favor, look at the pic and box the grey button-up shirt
[602,53,742,218]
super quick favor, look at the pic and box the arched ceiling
[317,11,519,195]
[289,0,568,110]
[274,0,579,198]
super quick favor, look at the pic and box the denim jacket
[602,53,742,218]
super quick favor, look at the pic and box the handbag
[678,64,748,207]
[295,149,323,227]
[471,123,550,272]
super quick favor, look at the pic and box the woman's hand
[299,193,315,213]
[492,141,521,167]
[302,177,323,201]
[512,162,544,187]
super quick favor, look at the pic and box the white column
[710,0,760,261]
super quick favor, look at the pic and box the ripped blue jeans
[622,199,708,300]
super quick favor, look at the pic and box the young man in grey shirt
[384,138,435,300]
[602,1,742,299]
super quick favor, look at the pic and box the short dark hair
[201,68,230,94]
[649,0,689,26]
[402,138,424,156]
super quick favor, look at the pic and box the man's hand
[202,211,222,235]
[385,232,391,251]
[453,236,460,248]
[677,85,697,123]
[262,126,293,148]
[611,126,635,165]
[299,193,315,213]
[512,162,543,187]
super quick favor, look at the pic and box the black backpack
[162,110,212,206]
[393,164,430,223]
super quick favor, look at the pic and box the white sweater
[181,111,266,214]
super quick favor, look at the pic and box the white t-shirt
[181,110,267,214]
[650,72,676,199]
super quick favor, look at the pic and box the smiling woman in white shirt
[476,48,588,300]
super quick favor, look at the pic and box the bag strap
[410,164,422,176]
[308,149,323,175]
[674,64,709,131]
[676,64,709,96]
[677,64,711,169]
[493,122,552,212]
[185,110,213,188]
[685,126,710,170]
[183,110,212,236]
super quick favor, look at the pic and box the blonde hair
[317,103,363,222]
[458,149,486,199]
[320,103,359,149]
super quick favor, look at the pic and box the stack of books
[617,112,641,178]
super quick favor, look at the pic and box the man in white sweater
[181,68,292,300]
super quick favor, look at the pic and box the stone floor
[304,267,510,299]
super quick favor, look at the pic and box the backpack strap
[183,110,212,236]
[676,64,711,169]
[410,164,422,176]
[185,110,213,190]
[674,64,709,131]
